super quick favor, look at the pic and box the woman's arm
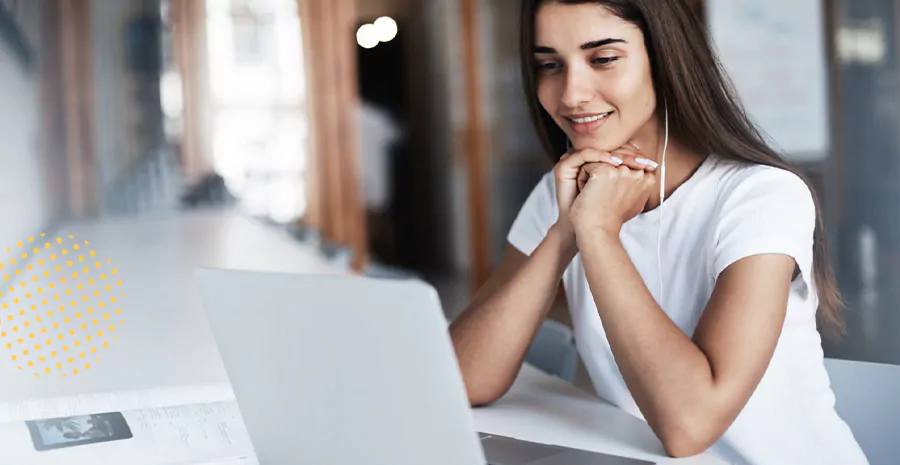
[567,163,806,458]
[451,147,646,406]
[578,232,792,457]
[450,226,577,406]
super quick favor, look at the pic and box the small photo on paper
[26,411,133,451]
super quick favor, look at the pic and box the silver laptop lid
[195,269,485,465]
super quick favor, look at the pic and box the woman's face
[534,2,657,153]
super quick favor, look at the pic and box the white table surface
[0,210,724,464]
[0,211,345,401]
[476,364,726,464]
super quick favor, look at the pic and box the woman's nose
[560,65,595,109]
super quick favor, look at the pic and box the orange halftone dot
[4,235,124,378]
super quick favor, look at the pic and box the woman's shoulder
[527,170,557,199]
[704,155,813,210]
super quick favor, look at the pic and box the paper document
[0,384,260,465]
[0,382,235,423]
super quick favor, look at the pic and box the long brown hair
[520,0,845,339]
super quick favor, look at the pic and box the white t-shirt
[507,154,868,465]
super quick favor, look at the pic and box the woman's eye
[592,56,619,66]
[537,62,561,73]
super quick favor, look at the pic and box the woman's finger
[578,161,620,191]
[611,146,658,172]
[559,148,623,171]
[577,163,596,191]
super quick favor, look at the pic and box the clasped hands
[553,143,660,241]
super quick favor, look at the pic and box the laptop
[194,268,653,465]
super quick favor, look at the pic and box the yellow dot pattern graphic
[0,234,125,377]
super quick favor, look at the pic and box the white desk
[0,211,724,464]
[0,211,345,402]
[476,364,726,464]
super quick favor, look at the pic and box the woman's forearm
[450,225,578,405]
[577,230,717,452]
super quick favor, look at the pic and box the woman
[448,1,869,463]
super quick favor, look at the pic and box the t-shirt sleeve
[507,172,558,256]
[712,168,816,293]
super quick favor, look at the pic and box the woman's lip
[564,112,611,120]
[565,112,612,135]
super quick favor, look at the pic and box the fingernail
[635,158,658,169]
[631,143,641,152]
[610,156,623,165]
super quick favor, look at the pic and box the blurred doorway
[355,16,415,272]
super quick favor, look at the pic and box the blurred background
[0,0,897,369]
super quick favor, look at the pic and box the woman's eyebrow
[533,38,627,54]
[580,38,626,50]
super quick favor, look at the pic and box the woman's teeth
[570,112,610,124]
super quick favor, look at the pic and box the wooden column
[298,0,368,271]
[58,0,97,217]
[38,0,68,219]
[460,0,491,289]
[296,0,321,232]
[170,0,213,182]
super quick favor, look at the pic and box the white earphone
[657,101,669,304]
[565,101,669,304]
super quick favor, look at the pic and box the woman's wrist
[575,225,621,255]
[547,222,579,263]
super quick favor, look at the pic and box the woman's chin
[568,137,621,153]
